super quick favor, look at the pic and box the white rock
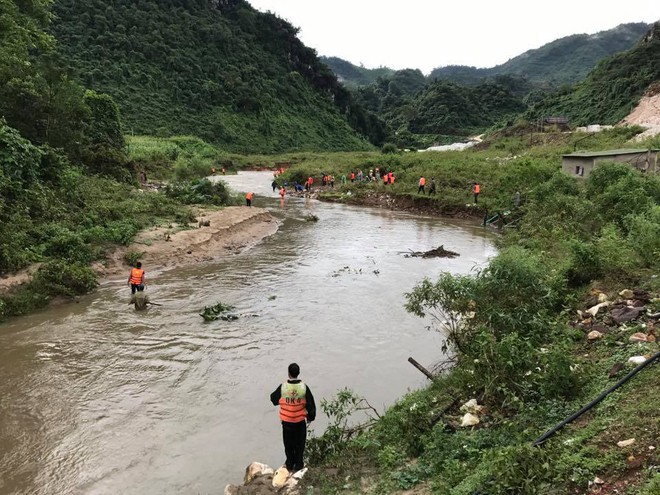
[629,333,648,343]
[587,330,603,341]
[244,462,273,484]
[628,356,648,365]
[594,477,605,485]
[460,399,484,414]
[617,438,636,448]
[224,485,239,495]
[285,477,299,490]
[586,302,611,317]
[292,467,308,480]
[461,413,480,427]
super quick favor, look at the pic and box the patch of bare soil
[621,83,660,140]
[96,206,279,280]
[0,207,279,293]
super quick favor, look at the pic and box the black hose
[472,351,660,494]
[533,351,660,446]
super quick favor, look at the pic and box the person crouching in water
[130,290,151,310]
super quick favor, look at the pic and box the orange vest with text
[279,381,307,423]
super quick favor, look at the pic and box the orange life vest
[419,177,426,186]
[473,184,480,194]
[308,177,313,185]
[279,382,307,423]
[246,192,253,200]
[129,268,144,285]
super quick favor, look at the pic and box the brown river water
[0,172,496,494]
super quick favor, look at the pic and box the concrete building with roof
[561,149,659,179]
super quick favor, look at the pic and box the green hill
[429,22,649,86]
[321,57,395,88]
[50,0,385,152]
[528,22,660,125]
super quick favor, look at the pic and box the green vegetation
[200,302,237,322]
[50,0,386,151]
[0,1,236,321]
[263,128,660,494]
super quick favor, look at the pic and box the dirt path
[621,83,660,140]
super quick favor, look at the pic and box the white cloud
[247,0,659,74]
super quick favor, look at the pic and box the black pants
[130,284,143,294]
[474,193,479,203]
[418,185,425,194]
[246,199,251,207]
[282,421,306,472]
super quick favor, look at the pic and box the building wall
[562,157,594,178]
[562,151,659,179]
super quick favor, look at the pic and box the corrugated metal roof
[563,149,659,157]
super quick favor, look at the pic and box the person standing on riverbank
[246,192,253,207]
[429,178,437,195]
[270,363,316,474]
[418,176,426,194]
[472,182,480,203]
[128,262,146,294]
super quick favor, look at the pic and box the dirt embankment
[97,206,279,279]
[621,82,660,140]
[0,206,279,292]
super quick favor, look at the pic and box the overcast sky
[247,0,659,74]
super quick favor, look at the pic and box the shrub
[627,205,660,268]
[31,260,98,297]
[381,142,398,154]
[565,239,602,287]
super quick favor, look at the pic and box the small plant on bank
[306,388,380,466]
[123,251,145,267]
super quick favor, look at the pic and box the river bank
[0,206,278,292]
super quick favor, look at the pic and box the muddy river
[0,171,496,494]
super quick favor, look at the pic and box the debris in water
[403,245,460,258]
[200,302,237,322]
[268,295,277,301]
[305,214,319,222]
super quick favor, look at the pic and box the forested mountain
[50,0,387,152]
[325,23,648,89]
[429,22,649,86]
[321,57,395,87]
[528,22,660,125]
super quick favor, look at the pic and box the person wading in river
[270,363,316,474]
[128,262,146,294]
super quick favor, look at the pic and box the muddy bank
[0,206,279,293]
[319,190,486,219]
[95,206,279,280]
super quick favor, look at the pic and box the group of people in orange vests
[211,167,226,175]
